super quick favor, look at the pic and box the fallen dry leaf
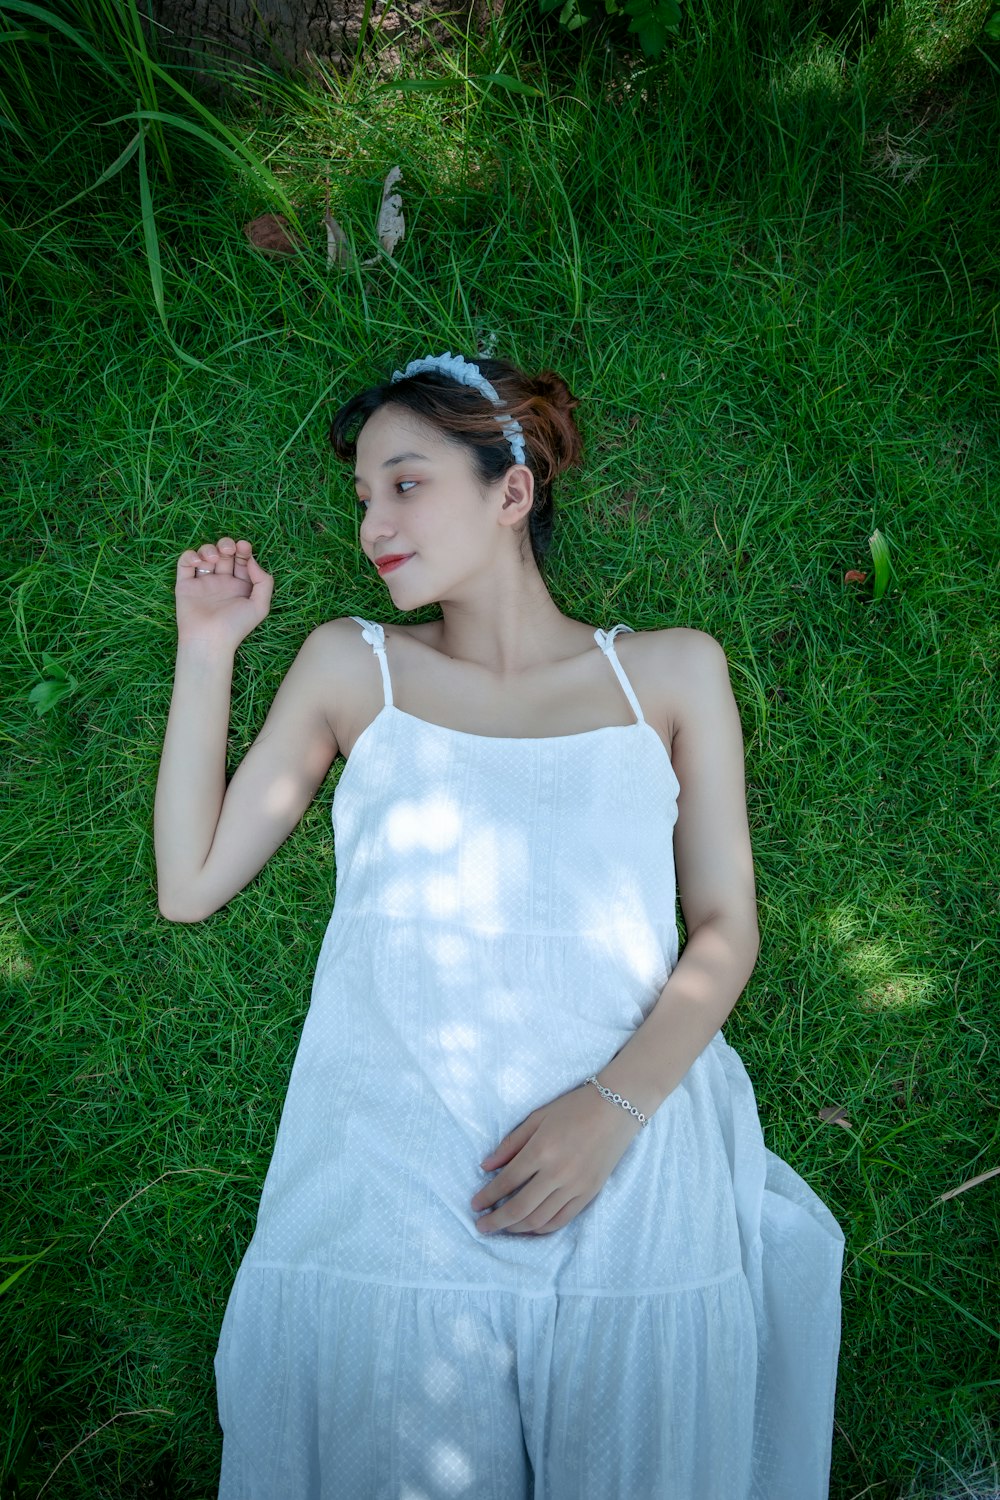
[325,212,352,268]
[244,213,301,256]
[376,166,404,256]
[939,1164,1000,1202]
[323,180,353,269]
[844,570,868,584]
[817,1104,853,1129]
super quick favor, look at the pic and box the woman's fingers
[476,1174,551,1234]
[212,536,242,577]
[508,1187,574,1234]
[177,539,256,581]
[177,548,209,580]
[473,1158,540,1214]
[231,540,253,580]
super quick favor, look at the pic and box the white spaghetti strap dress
[214,617,845,1500]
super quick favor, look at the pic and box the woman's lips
[376,554,414,575]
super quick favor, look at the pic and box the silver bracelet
[584,1075,648,1127]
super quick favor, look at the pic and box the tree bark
[144,0,499,91]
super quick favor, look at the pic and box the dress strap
[593,623,645,726]
[349,616,394,707]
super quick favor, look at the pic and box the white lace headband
[390,351,527,465]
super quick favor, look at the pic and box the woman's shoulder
[627,623,724,652]
[288,615,394,707]
[619,623,728,678]
[616,626,732,749]
[306,614,427,645]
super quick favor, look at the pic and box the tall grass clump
[2,0,998,1495]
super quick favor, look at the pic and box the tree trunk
[144,0,498,91]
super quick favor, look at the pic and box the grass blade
[869,528,892,601]
[136,112,166,333]
[29,129,140,223]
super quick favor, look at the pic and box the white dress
[215,617,845,1500]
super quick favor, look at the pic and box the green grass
[2,1,999,1495]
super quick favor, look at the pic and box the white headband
[390,351,527,466]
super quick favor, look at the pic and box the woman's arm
[154,635,237,919]
[470,629,761,1235]
[593,627,760,1114]
[154,536,340,923]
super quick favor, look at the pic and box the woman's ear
[498,465,534,526]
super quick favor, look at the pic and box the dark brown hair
[328,356,583,569]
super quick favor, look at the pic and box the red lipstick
[375,554,414,575]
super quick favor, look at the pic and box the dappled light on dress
[214,617,844,1499]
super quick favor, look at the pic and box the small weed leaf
[869,529,892,601]
[984,8,1000,41]
[28,654,77,716]
[559,0,588,30]
[538,0,591,25]
[478,73,545,97]
[623,0,682,56]
[541,0,682,49]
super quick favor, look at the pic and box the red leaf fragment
[244,214,301,256]
[844,570,868,584]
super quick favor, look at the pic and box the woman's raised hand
[175,537,274,651]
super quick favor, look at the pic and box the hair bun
[522,369,582,480]
[529,370,579,418]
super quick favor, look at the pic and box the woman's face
[353,404,513,604]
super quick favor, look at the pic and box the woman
[155,351,845,1498]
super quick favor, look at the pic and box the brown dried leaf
[376,166,404,256]
[939,1164,1000,1202]
[817,1104,853,1129]
[244,214,301,256]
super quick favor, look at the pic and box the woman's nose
[360,510,385,537]
[360,513,395,547]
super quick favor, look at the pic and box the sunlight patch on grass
[1,924,34,982]
[841,939,937,1011]
[770,38,852,109]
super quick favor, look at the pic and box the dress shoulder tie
[593,623,645,726]
[350,616,394,707]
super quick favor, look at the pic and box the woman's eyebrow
[382,451,429,467]
[354,452,430,484]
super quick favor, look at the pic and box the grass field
[2,1,999,1495]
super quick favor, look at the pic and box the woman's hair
[328,357,583,570]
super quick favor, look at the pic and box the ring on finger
[195,567,214,575]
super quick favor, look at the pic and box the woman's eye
[355,481,414,508]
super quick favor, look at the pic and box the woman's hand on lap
[471,1084,643,1235]
[175,536,274,651]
